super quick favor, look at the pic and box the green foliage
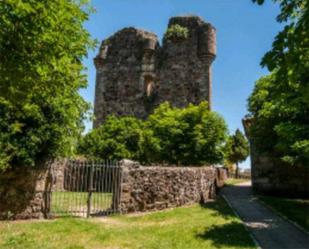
[165,24,189,41]
[78,102,228,166]
[225,129,249,165]
[248,0,309,165]
[0,0,95,170]
[146,102,228,165]
[77,116,152,161]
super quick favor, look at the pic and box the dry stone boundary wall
[119,160,227,213]
[0,159,227,219]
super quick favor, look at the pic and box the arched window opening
[144,75,154,97]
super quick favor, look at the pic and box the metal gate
[49,160,122,217]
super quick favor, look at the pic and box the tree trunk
[235,162,239,179]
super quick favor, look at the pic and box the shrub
[164,24,189,41]
[78,116,143,161]
[146,102,228,165]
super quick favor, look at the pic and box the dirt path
[221,181,309,249]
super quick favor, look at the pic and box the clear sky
[80,0,282,168]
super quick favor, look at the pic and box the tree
[77,116,158,162]
[0,0,95,170]
[248,0,309,165]
[146,102,228,165]
[225,129,249,178]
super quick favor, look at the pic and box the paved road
[221,181,309,249]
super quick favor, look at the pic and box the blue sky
[80,0,282,168]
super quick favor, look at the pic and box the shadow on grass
[196,221,254,248]
[200,195,236,219]
[197,196,255,248]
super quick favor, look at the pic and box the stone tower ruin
[94,16,216,128]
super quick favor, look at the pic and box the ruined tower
[94,16,216,128]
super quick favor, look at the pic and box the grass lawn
[259,196,309,232]
[0,197,256,249]
[51,192,113,216]
[225,178,250,186]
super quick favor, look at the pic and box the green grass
[51,192,113,216]
[225,178,250,186]
[259,196,309,232]
[0,197,256,249]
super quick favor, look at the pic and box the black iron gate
[49,160,122,217]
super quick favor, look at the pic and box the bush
[146,102,228,165]
[164,24,189,41]
[78,116,144,161]
[78,102,228,166]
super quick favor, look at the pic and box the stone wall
[0,160,68,220]
[243,118,309,198]
[93,16,216,127]
[119,160,226,213]
[0,159,227,219]
[0,163,48,220]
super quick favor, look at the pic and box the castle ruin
[93,16,216,127]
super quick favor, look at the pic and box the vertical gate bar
[106,160,110,216]
[73,161,76,214]
[83,160,86,216]
[107,160,113,215]
[81,160,84,217]
[111,161,114,214]
[76,161,79,215]
[114,160,118,214]
[84,161,87,217]
[100,162,105,213]
[63,161,70,214]
[97,162,100,214]
[98,161,101,214]
[102,160,106,215]
[81,160,85,217]
[102,160,106,214]
[119,161,123,214]
[110,160,114,215]
[84,161,90,217]
[87,161,94,218]
[96,162,99,214]
[61,160,65,215]
[115,160,120,213]
[112,160,115,214]
[70,160,74,215]
[66,160,70,215]
[79,160,83,216]
[77,160,80,215]
[62,161,66,215]
[94,162,97,214]
[115,160,119,213]
[107,160,110,214]
[63,161,68,215]
[76,161,79,214]
[50,164,53,216]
